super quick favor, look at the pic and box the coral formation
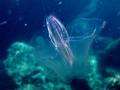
[4,42,72,90]
[88,37,120,90]
[3,37,120,90]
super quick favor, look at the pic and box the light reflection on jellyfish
[46,15,75,67]
[30,15,106,82]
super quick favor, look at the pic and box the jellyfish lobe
[30,15,106,82]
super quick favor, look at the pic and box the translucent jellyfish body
[30,15,106,82]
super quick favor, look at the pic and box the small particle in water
[101,21,106,28]
[117,11,120,16]
[7,9,12,15]
[100,2,103,4]
[24,23,27,26]
[58,2,62,5]
[16,0,19,5]
[118,27,120,29]
[18,16,23,21]
[43,24,45,27]
[0,21,7,25]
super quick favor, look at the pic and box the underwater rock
[105,69,120,90]
[4,42,36,77]
[98,38,120,70]
[17,84,38,90]
[87,37,120,90]
[92,36,113,56]
[105,38,120,55]
[4,42,72,90]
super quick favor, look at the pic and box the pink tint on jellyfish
[46,15,75,67]
[30,14,106,82]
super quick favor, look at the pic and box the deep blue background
[0,0,120,89]
[0,0,120,59]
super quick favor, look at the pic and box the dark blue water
[0,0,120,58]
[0,0,120,90]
